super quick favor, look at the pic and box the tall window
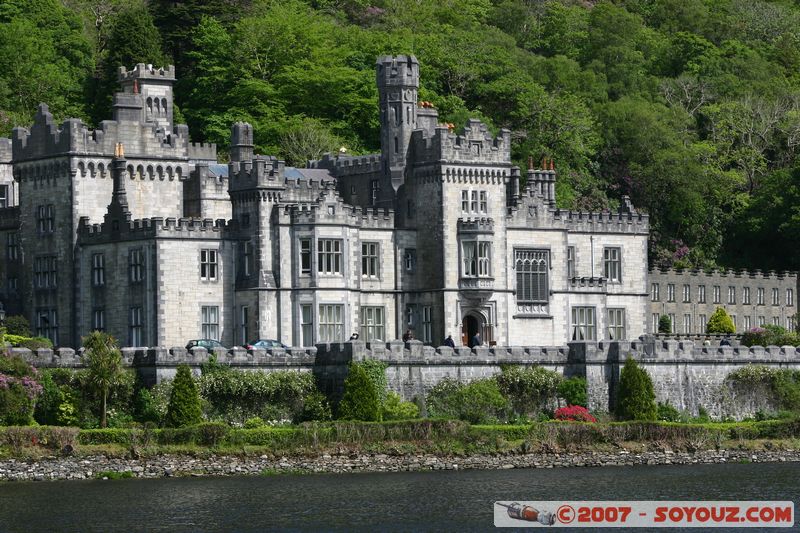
[607,308,625,340]
[300,238,312,274]
[515,250,549,304]
[571,307,596,340]
[772,316,780,326]
[730,315,736,330]
[36,310,57,345]
[362,242,379,278]
[240,306,249,345]
[758,315,765,327]
[422,306,432,343]
[200,249,218,281]
[652,313,659,333]
[129,249,144,283]
[757,287,765,305]
[470,190,478,212]
[698,285,706,303]
[319,304,344,342]
[37,205,54,233]
[651,283,660,302]
[201,306,219,340]
[683,314,692,334]
[242,242,253,278]
[788,289,794,307]
[477,242,491,276]
[788,317,795,330]
[567,246,576,278]
[772,288,780,305]
[744,316,751,330]
[317,239,342,275]
[713,285,721,304]
[603,247,621,282]
[6,233,18,261]
[92,253,105,287]
[360,306,385,342]
[371,180,380,206]
[93,309,105,332]
[34,256,57,289]
[743,287,750,305]
[479,191,487,213]
[683,284,691,303]
[129,307,142,346]
[698,314,707,333]
[301,304,313,346]
[667,284,675,302]
[404,248,416,272]
[728,286,736,304]
[0,184,7,208]
[668,313,676,333]
[461,190,469,212]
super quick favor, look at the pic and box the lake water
[0,462,797,532]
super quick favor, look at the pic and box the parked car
[185,339,227,351]
[247,339,290,350]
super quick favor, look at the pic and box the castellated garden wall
[9,338,800,419]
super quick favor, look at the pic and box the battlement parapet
[118,64,176,83]
[457,217,494,234]
[375,55,419,87]
[570,339,800,364]
[411,120,512,166]
[310,153,382,177]
[229,156,287,192]
[648,267,798,282]
[551,204,649,233]
[282,201,394,229]
[78,215,235,243]
[0,206,19,230]
[188,142,217,161]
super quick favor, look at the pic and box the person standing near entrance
[469,332,482,348]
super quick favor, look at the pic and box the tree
[165,364,203,427]
[279,117,343,166]
[82,331,123,428]
[707,306,735,334]
[658,314,672,334]
[616,357,657,421]
[337,362,381,421]
[4,315,30,337]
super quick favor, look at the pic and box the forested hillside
[1,0,799,271]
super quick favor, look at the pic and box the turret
[114,64,176,130]
[526,157,557,206]
[376,55,419,191]
[230,122,254,162]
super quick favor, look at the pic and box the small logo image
[496,502,556,525]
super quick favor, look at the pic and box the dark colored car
[185,339,226,351]
[247,339,290,350]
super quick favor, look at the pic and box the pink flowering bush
[554,405,597,423]
[0,355,42,425]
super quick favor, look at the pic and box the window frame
[91,253,105,287]
[607,308,626,341]
[129,307,143,346]
[317,239,343,276]
[129,248,144,283]
[603,247,621,283]
[571,306,597,341]
[651,283,660,302]
[360,306,385,342]
[515,249,549,304]
[201,305,220,340]
[200,248,219,281]
[318,303,344,343]
[361,242,380,279]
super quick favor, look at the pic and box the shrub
[165,365,203,427]
[658,314,671,334]
[616,357,657,421]
[382,392,420,420]
[495,366,561,417]
[707,307,735,334]
[657,402,682,422]
[558,377,588,407]
[4,315,30,337]
[13,336,54,350]
[359,359,388,406]
[426,378,509,424]
[0,355,42,425]
[82,331,124,428]
[244,417,265,429]
[554,405,597,422]
[741,325,800,347]
[338,362,381,421]
[727,365,800,412]
[297,390,332,423]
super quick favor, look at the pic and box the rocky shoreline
[1,449,799,482]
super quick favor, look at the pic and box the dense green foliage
[558,376,588,407]
[426,377,510,424]
[727,365,800,412]
[338,362,381,421]
[495,365,561,417]
[0,355,41,425]
[2,0,800,268]
[358,359,389,406]
[741,325,800,347]
[381,392,419,421]
[81,331,124,428]
[616,357,657,421]
[707,307,736,334]
[165,365,203,427]
[658,314,672,334]
[3,316,30,337]
[5,335,54,350]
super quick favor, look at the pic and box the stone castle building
[0,57,794,348]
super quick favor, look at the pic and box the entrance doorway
[461,313,483,347]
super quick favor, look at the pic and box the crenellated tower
[376,55,419,191]
[116,64,176,131]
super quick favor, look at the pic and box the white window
[200,249,218,281]
[772,316,781,326]
[371,180,380,206]
[787,317,795,331]
[93,309,105,332]
[607,308,625,340]
[683,314,692,334]
[515,250,548,303]
[787,289,794,307]
[668,313,676,333]
[36,310,58,345]
[300,238,312,274]
[730,315,736,330]
[319,304,344,342]
[243,242,253,277]
[603,247,621,282]
[667,284,675,302]
[404,248,416,272]
[240,306,249,345]
[6,233,18,261]
[571,307,596,340]
[699,314,707,333]
[728,286,735,304]
[478,242,491,277]
[743,287,750,305]
[567,246,576,278]
[683,284,691,303]
[479,191,487,213]
[772,288,780,306]
[713,285,721,304]
[301,304,313,346]
[757,287,764,305]
[129,307,142,346]
[461,190,469,212]
[92,253,105,286]
[0,184,7,208]
[422,305,432,343]
[470,190,478,213]
[462,241,492,277]
[362,242,379,278]
[652,313,660,333]
[317,239,342,275]
[34,256,57,289]
[360,306,385,342]
[651,283,660,302]
[129,249,144,283]
[698,285,706,303]
[744,316,751,330]
[201,305,219,340]
[462,189,488,214]
[758,315,766,327]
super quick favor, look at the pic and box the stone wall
[9,338,800,420]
